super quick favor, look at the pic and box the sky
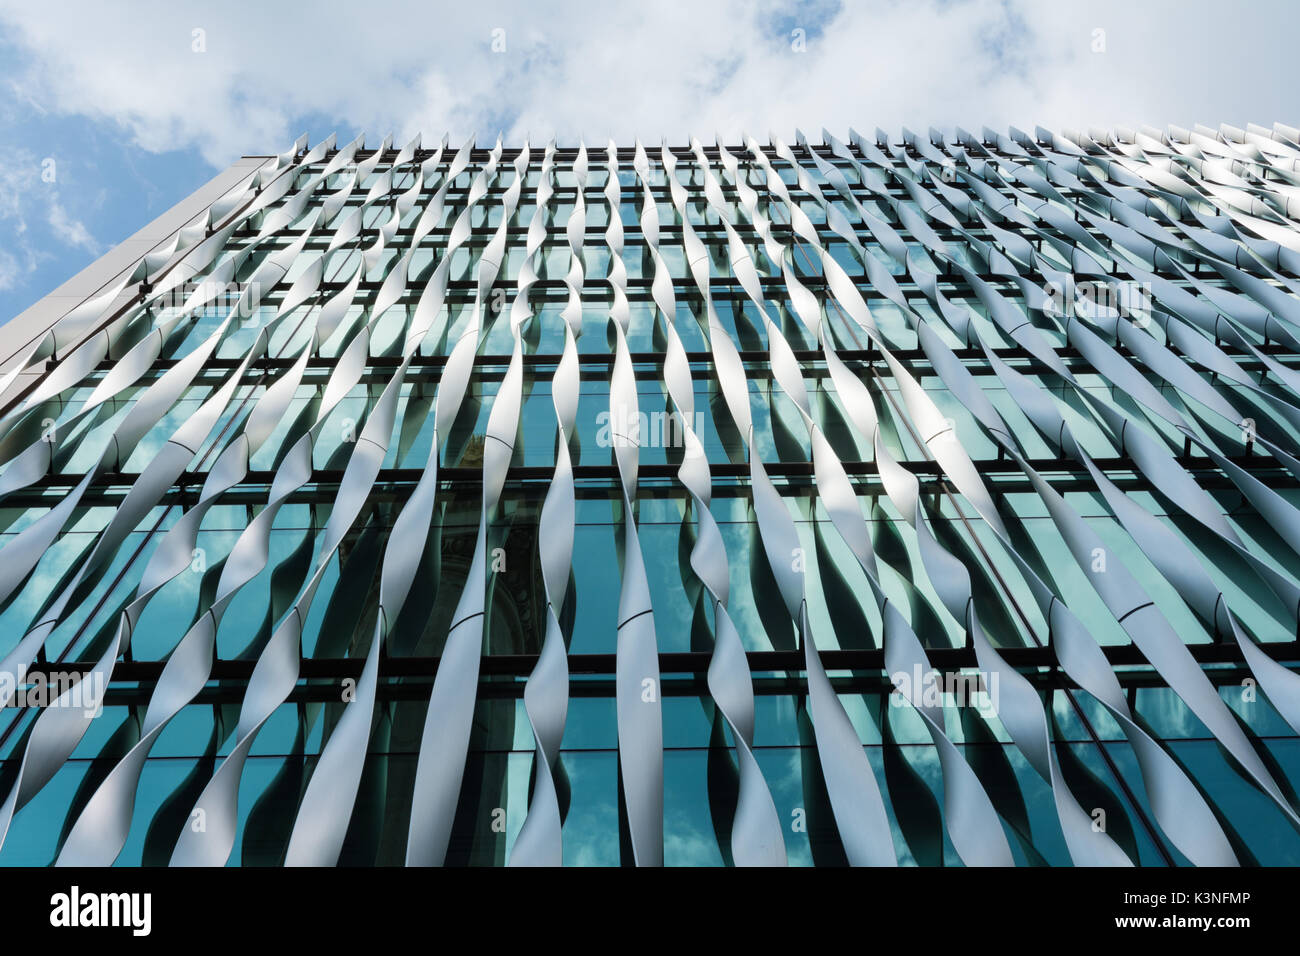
[1,0,1297,323]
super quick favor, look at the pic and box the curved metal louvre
[0,125,1299,866]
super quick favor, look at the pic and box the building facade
[2,124,1300,866]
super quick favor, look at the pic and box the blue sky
[1,0,1298,324]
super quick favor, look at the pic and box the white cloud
[0,247,22,291]
[46,195,98,253]
[0,145,98,298]
[0,0,1295,167]
[0,147,42,292]
[0,146,38,224]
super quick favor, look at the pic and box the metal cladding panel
[3,126,1300,866]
